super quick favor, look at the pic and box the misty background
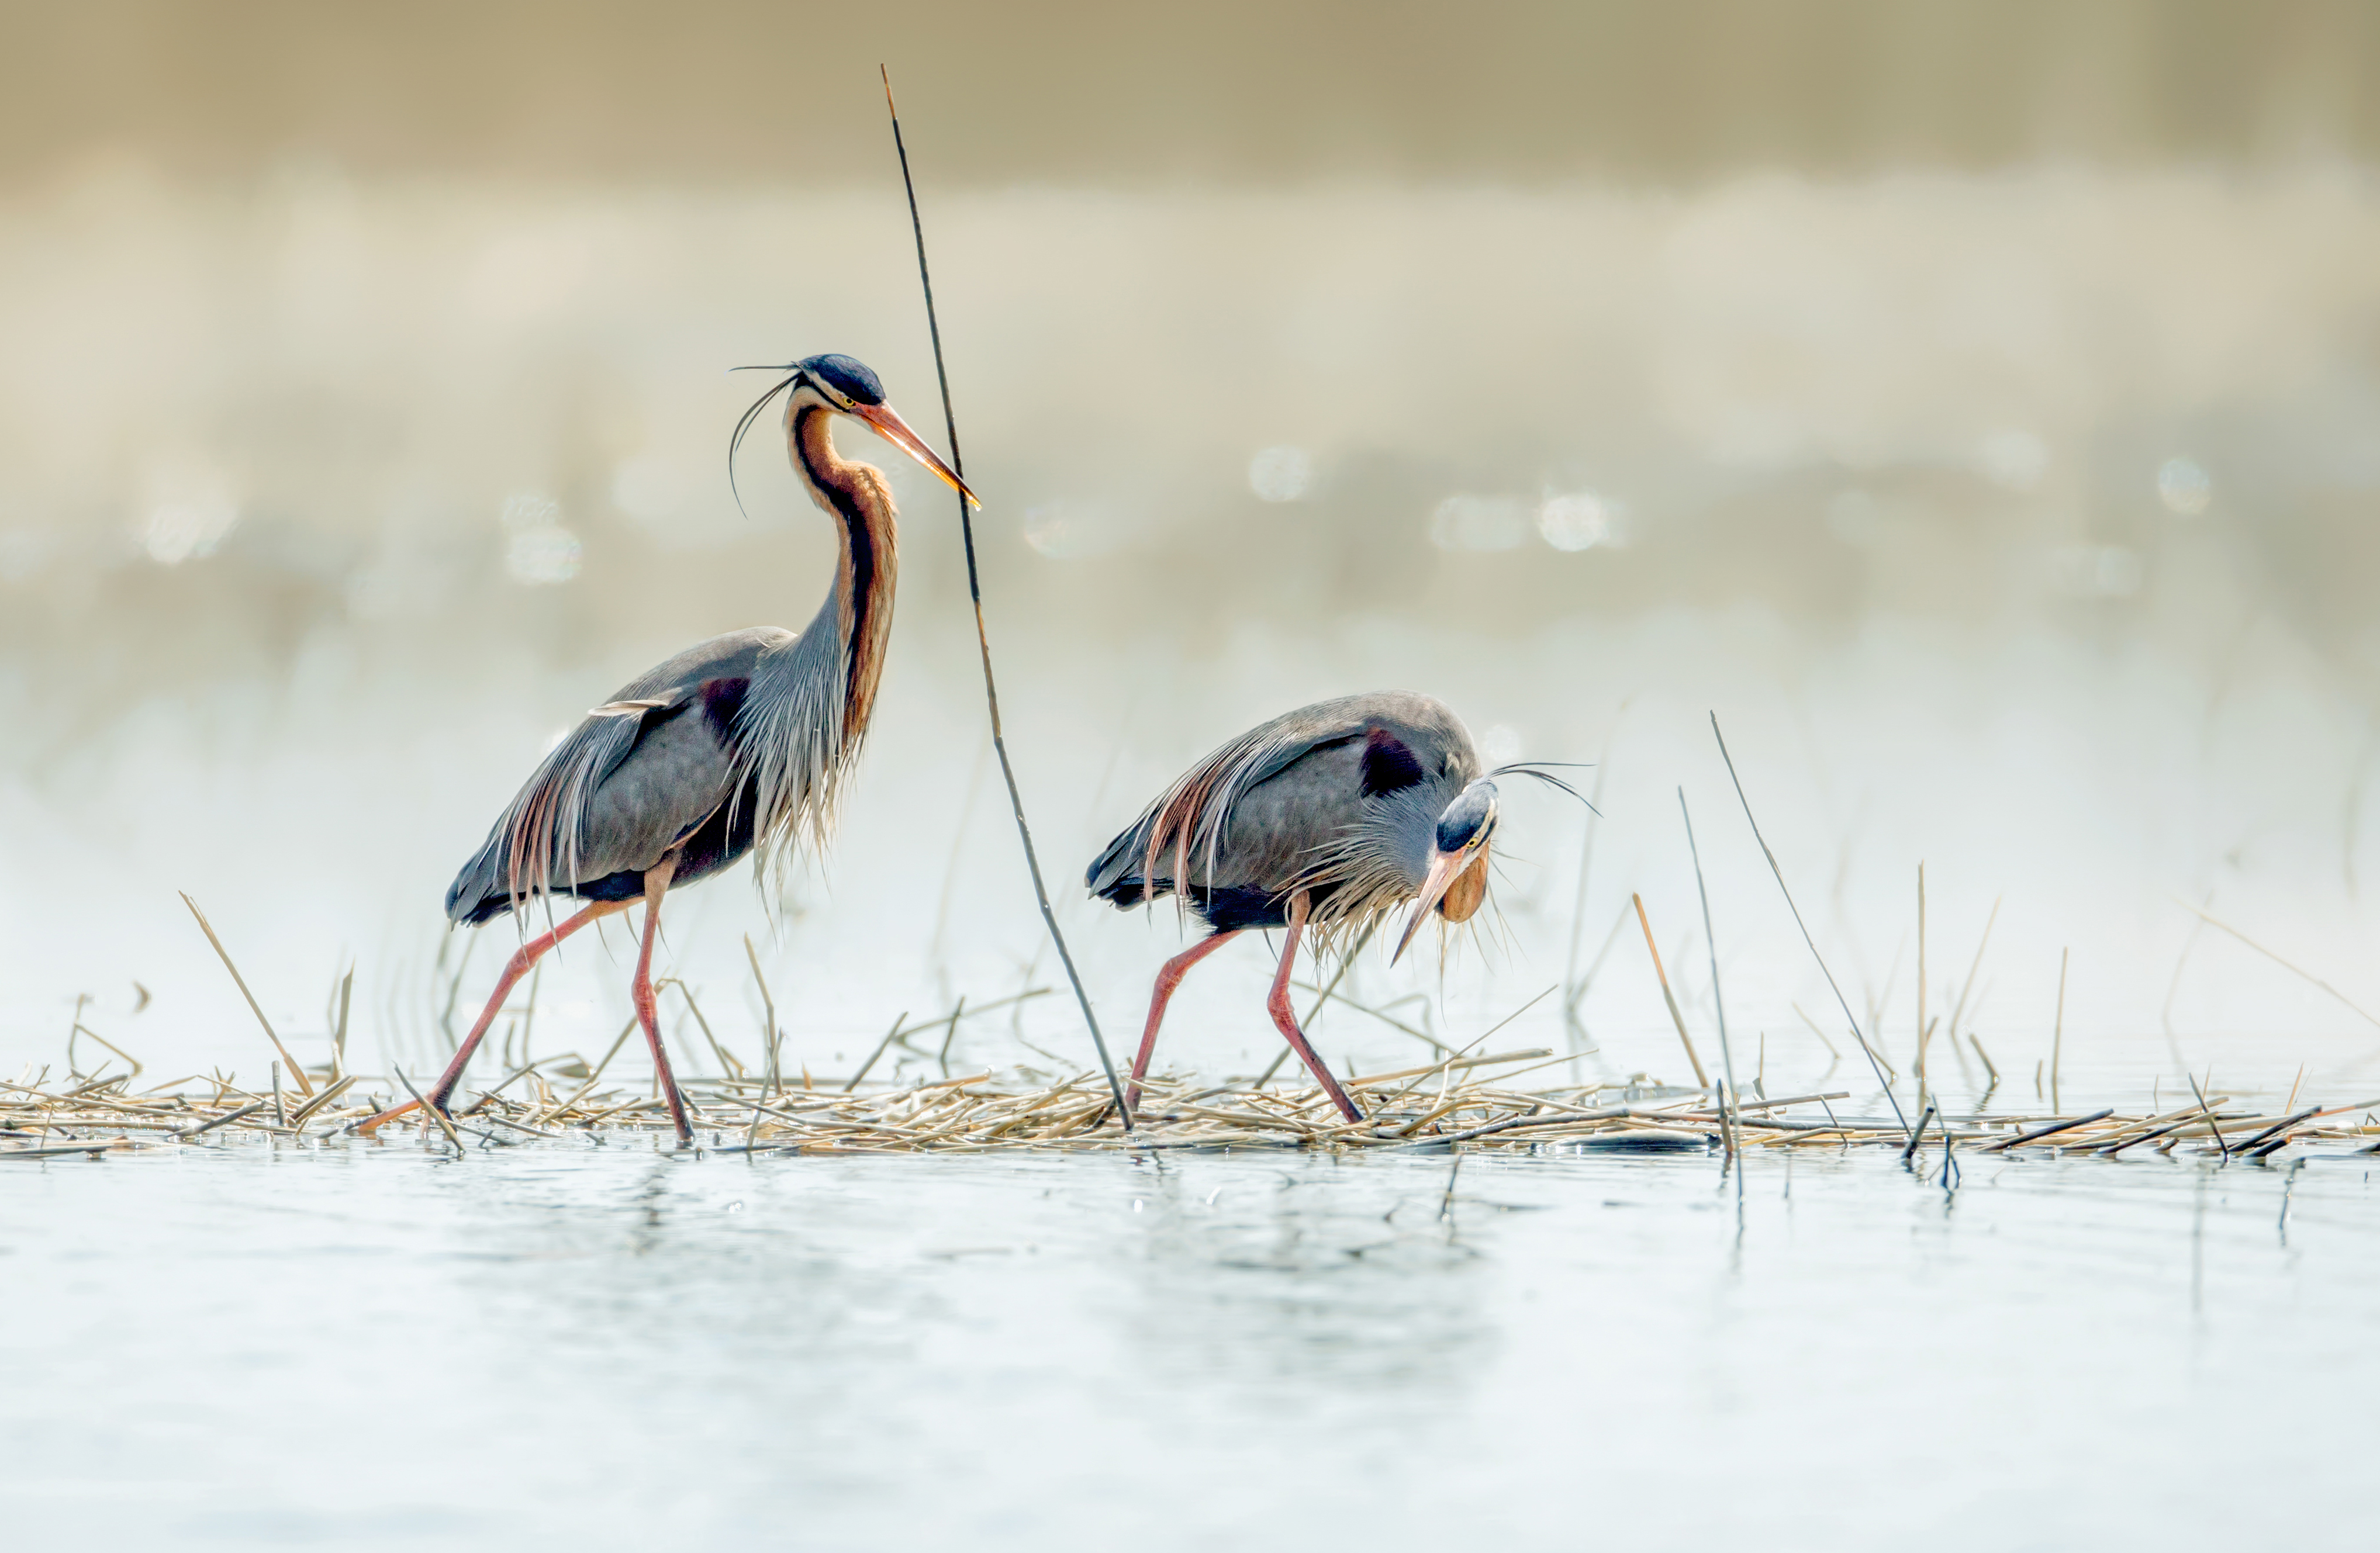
[5,1,2380,1098]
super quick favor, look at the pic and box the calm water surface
[5,1136,2373,1548]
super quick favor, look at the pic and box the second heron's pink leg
[632,854,696,1144]
[1266,892,1365,1123]
[357,897,631,1133]
[1128,931,1241,1111]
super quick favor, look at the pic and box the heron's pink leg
[1128,931,1241,1111]
[1266,891,1364,1123]
[357,898,631,1134]
[632,854,696,1144]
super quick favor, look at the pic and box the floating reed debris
[8,1057,2376,1163]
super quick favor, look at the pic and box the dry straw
[11,1048,2376,1161]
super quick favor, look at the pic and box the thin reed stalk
[881,66,1131,1129]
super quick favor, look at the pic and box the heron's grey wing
[1086,699,1381,902]
[1086,690,1473,908]
[445,628,792,922]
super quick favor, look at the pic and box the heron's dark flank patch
[1185,885,1290,933]
[1360,728,1426,797]
[699,677,749,739]
[672,771,763,887]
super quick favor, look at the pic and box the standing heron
[1088,691,1556,1123]
[361,353,972,1142]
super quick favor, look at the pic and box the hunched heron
[1088,691,1551,1124]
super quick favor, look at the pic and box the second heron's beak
[1392,847,1474,966]
[853,402,979,507]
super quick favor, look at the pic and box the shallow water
[4,1135,2372,1548]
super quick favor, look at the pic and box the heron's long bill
[1393,846,1478,965]
[854,402,979,508]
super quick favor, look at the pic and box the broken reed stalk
[437,930,476,1051]
[174,1098,268,1139]
[1901,1101,1936,1163]
[1370,989,1555,1111]
[391,1067,464,1154]
[881,65,1132,1130]
[937,995,969,1077]
[1943,895,2001,1052]
[286,1074,357,1128]
[180,893,313,1097]
[1791,1001,1842,1060]
[1563,902,1635,1076]
[2233,1108,2320,1155]
[516,963,541,1070]
[844,1010,910,1092]
[1289,973,1453,1059]
[70,1014,144,1081]
[1561,740,1616,1012]
[333,967,353,1082]
[1979,1108,2115,1153]
[1678,787,1740,1167]
[742,935,782,1099]
[1710,714,1910,1140]
[666,980,742,1080]
[1916,863,1927,1088]
[2186,1069,2229,1164]
[1631,894,1710,1089]
[2052,947,2070,1114]
[2173,897,2380,1033]
[544,1018,638,1122]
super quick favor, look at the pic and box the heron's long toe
[352,1098,423,1135]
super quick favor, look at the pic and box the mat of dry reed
[9,1046,2377,1162]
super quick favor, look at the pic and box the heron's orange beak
[854,402,979,508]
[1392,846,1473,966]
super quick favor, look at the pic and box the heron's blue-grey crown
[799,353,886,407]
[1435,780,1498,853]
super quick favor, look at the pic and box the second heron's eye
[1433,780,1498,853]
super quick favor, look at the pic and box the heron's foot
[353,1097,424,1135]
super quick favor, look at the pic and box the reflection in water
[18,1142,2369,1545]
[1128,1160,1490,1400]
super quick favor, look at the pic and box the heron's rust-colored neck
[792,404,899,743]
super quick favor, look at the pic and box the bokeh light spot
[2158,457,2212,515]
[501,492,579,584]
[1537,491,1622,551]
[1431,494,1527,552]
[507,525,582,585]
[1248,445,1313,503]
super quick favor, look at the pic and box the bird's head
[731,351,977,511]
[1392,777,1498,964]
